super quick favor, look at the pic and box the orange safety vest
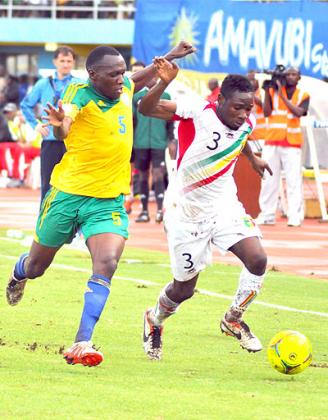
[265,87,309,147]
[249,90,266,141]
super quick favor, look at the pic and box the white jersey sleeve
[175,95,209,120]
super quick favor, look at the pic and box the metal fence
[0,0,135,19]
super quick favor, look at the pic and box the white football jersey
[165,97,256,221]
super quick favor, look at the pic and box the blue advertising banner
[132,0,328,79]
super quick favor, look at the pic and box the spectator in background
[18,74,32,102]
[256,67,310,227]
[6,107,42,188]
[0,103,12,142]
[0,103,22,183]
[0,109,12,184]
[206,78,220,103]
[133,75,174,223]
[246,70,266,152]
[1,75,20,107]
[0,64,7,107]
[20,45,80,201]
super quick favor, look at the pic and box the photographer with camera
[256,66,310,227]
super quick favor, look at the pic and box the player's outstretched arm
[42,100,72,140]
[138,58,178,120]
[242,142,273,178]
[131,40,196,92]
[164,40,196,61]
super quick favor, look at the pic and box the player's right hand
[42,100,65,128]
[169,41,196,58]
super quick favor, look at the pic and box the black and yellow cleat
[143,309,163,360]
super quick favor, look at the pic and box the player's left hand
[167,41,196,59]
[251,155,273,178]
[153,57,179,84]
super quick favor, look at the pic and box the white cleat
[220,316,263,353]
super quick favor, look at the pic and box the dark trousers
[40,140,66,202]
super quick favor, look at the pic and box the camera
[262,64,286,90]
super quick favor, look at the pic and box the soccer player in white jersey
[139,58,272,360]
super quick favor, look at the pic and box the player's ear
[88,68,96,81]
[217,93,225,106]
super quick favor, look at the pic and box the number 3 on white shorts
[182,252,194,269]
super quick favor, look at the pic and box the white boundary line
[1,253,328,318]
[0,254,157,287]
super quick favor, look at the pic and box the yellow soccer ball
[267,330,312,375]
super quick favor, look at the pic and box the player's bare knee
[246,253,267,276]
[94,256,119,278]
[175,283,195,302]
[167,280,195,303]
[181,288,195,301]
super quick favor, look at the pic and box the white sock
[150,284,179,326]
[230,266,265,313]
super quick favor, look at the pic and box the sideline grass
[0,230,328,419]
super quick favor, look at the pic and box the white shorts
[164,207,262,282]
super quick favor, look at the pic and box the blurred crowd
[0,66,42,188]
[0,0,135,19]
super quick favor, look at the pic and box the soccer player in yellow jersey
[6,42,195,367]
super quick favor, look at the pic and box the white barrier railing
[0,0,135,20]
[305,117,328,221]
[313,120,328,129]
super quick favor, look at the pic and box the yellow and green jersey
[50,77,134,198]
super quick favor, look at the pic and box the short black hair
[54,46,76,60]
[86,46,121,70]
[221,74,253,99]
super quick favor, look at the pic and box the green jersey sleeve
[62,82,89,121]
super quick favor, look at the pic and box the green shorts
[35,187,129,247]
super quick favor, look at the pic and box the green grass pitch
[0,229,327,419]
